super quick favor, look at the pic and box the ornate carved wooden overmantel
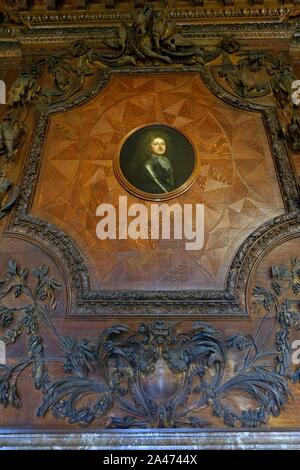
[0,0,300,449]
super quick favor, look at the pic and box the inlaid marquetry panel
[31,74,284,291]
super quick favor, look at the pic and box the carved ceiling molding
[0,0,299,25]
[290,27,300,56]
[0,19,298,62]
[0,40,22,57]
[2,7,298,25]
[0,23,297,44]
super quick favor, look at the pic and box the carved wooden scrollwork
[218,51,300,153]
[0,257,300,429]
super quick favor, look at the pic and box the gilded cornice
[0,0,299,53]
[5,6,299,25]
[0,23,298,57]
[0,0,299,28]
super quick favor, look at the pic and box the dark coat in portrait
[118,125,196,198]
[136,154,176,194]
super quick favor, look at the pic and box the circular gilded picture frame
[114,124,199,201]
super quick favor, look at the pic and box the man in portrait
[133,130,176,194]
[118,124,196,199]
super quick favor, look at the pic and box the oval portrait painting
[115,124,198,201]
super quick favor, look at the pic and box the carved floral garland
[0,258,299,428]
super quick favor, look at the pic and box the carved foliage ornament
[0,42,107,220]
[218,51,300,152]
[0,28,241,230]
[0,258,300,429]
[1,19,235,220]
[0,6,299,222]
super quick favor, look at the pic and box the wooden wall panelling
[0,4,299,449]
